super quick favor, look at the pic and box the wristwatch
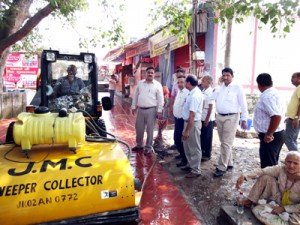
[265,134,274,140]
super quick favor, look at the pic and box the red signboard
[4,53,39,89]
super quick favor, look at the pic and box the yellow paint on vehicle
[0,142,136,225]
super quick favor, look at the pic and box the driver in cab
[53,64,86,98]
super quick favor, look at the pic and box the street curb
[218,205,263,225]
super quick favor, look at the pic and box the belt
[174,117,183,120]
[218,113,238,116]
[139,106,156,110]
[259,130,284,136]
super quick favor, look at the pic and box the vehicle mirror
[46,85,53,96]
[101,96,112,111]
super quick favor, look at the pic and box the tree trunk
[224,20,232,67]
[0,2,56,92]
[0,48,11,93]
[0,3,55,55]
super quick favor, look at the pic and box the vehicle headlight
[46,52,56,62]
[84,54,93,63]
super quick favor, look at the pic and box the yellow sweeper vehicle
[0,50,141,224]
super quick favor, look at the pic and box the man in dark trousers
[253,73,285,168]
[200,75,215,161]
[172,75,189,167]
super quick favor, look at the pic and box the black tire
[5,122,15,144]
[134,178,142,191]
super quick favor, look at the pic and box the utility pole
[192,0,198,75]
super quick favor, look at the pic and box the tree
[149,0,300,69]
[151,0,300,39]
[0,0,125,91]
[1,0,299,82]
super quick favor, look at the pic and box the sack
[252,204,289,225]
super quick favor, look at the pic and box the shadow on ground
[154,125,289,225]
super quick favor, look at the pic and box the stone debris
[155,125,291,225]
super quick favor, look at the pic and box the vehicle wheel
[96,118,107,137]
[5,122,15,144]
[134,178,142,191]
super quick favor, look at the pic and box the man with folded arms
[131,66,164,155]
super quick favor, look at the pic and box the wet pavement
[0,94,202,225]
[0,94,291,225]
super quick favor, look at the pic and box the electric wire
[78,109,132,159]
[3,144,53,164]
[81,107,157,199]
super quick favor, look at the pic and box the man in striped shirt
[253,73,285,168]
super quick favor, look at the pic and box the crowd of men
[130,65,300,178]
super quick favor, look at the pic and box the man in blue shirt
[53,64,86,97]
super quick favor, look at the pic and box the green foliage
[1,0,299,56]
[212,0,299,35]
[77,0,126,49]
[12,27,44,54]
[0,0,126,54]
[151,0,299,38]
[149,0,192,40]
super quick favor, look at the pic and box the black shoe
[176,161,187,167]
[132,146,144,151]
[201,156,211,162]
[185,172,201,178]
[175,155,182,160]
[181,167,191,172]
[227,165,234,170]
[213,169,226,177]
[169,145,177,150]
[143,148,152,155]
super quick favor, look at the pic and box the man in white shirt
[200,75,216,161]
[131,66,164,155]
[173,75,189,167]
[181,74,203,178]
[170,68,185,100]
[253,73,285,168]
[108,74,117,106]
[169,68,185,150]
[212,68,249,177]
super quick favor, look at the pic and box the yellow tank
[13,111,85,153]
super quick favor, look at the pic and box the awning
[124,39,149,58]
[102,47,125,62]
[148,30,189,58]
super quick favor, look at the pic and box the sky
[39,0,156,60]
